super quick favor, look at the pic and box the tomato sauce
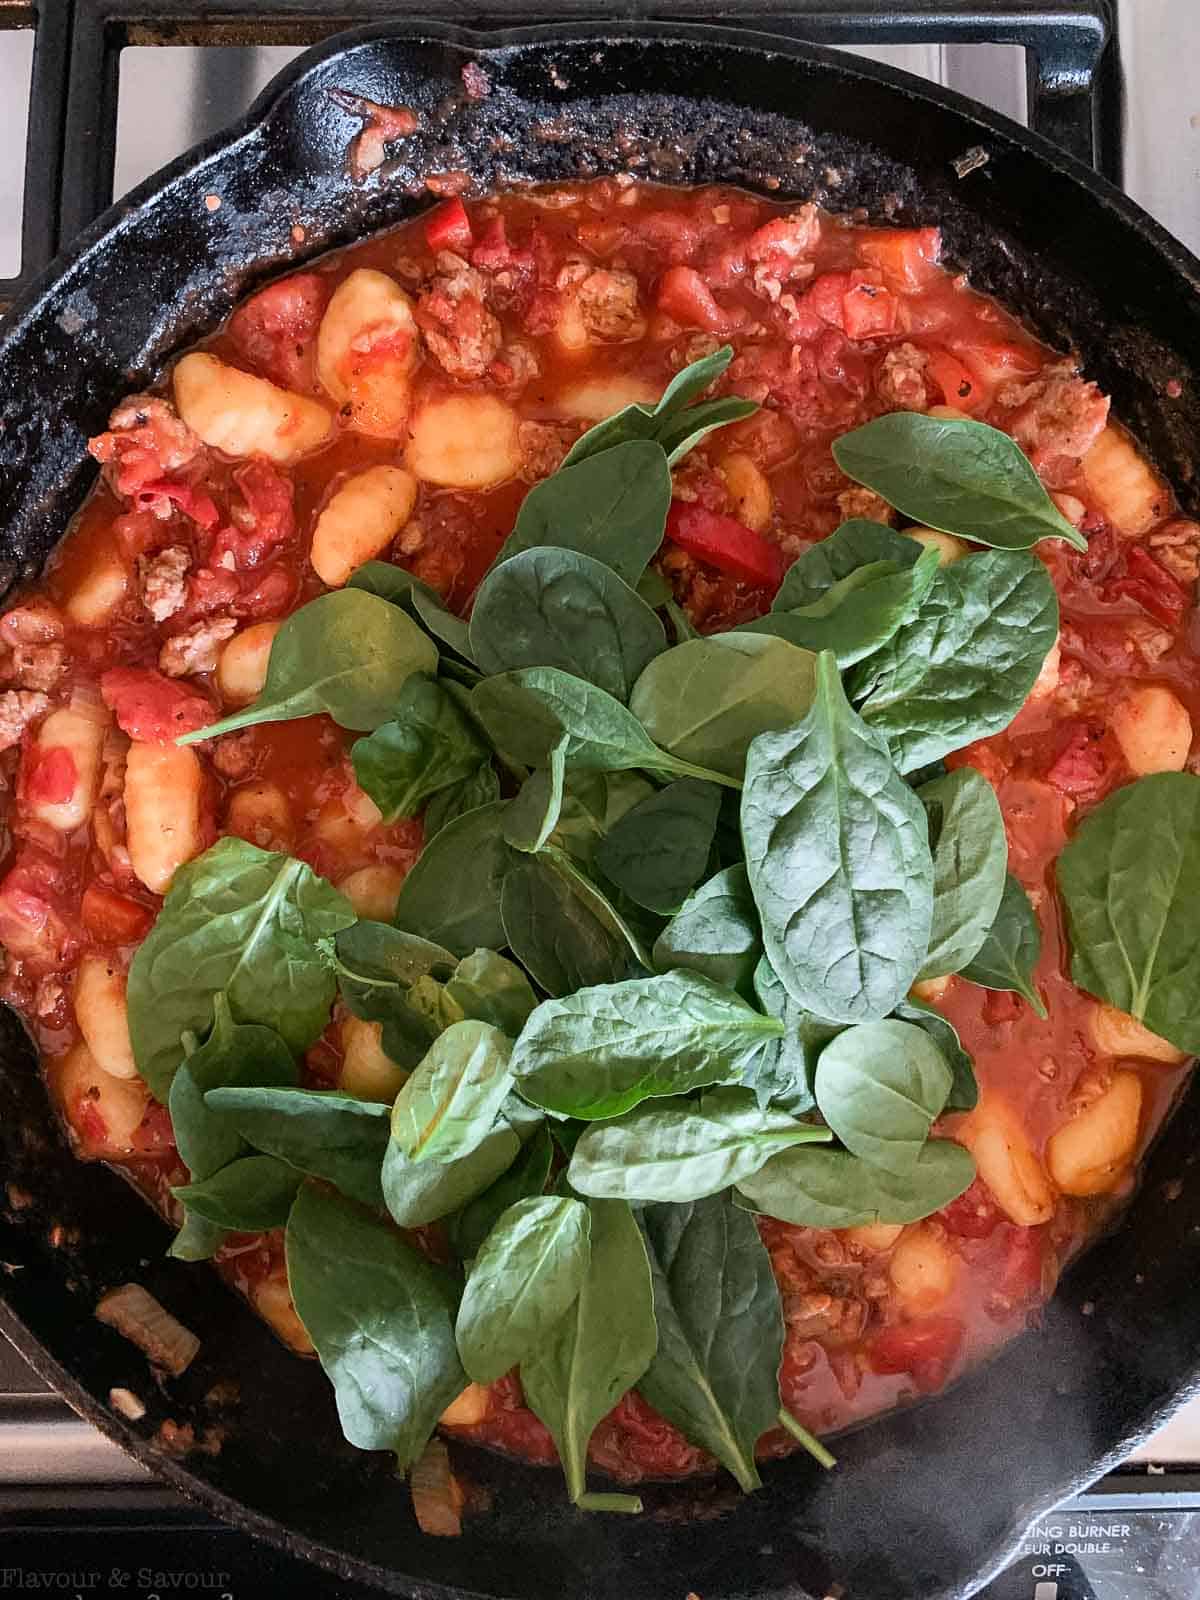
[1,177,1196,1485]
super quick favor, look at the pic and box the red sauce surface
[2,178,1196,1483]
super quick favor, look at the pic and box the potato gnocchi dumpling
[173,352,333,463]
[406,394,521,489]
[316,268,419,437]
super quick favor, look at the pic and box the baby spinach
[892,1000,978,1113]
[852,550,1059,773]
[548,770,657,868]
[347,560,437,610]
[637,1193,783,1493]
[444,949,537,1037]
[333,922,458,1068]
[494,439,671,588]
[747,957,840,1113]
[127,838,355,1100]
[452,1122,555,1260]
[286,1182,464,1470]
[1058,772,1200,1051]
[501,856,641,998]
[511,971,784,1120]
[741,653,933,1024]
[392,801,516,955]
[204,1086,391,1210]
[382,1122,521,1228]
[471,667,740,789]
[391,1021,515,1165]
[917,767,1008,979]
[813,1020,952,1176]
[630,634,817,780]
[521,1197,657,1514]
[168,1212,228,1263]
[456,1196,592,1384]
[503,739,567,854]
[470,547,667,701]
[774,519,923,612]
[735,1138,976,1228]
[567,1088,830,1203]
[595,778,723,916]
[656,396,759,466]
[832,413,1087,551]
[652,864,762,994]
[751,547,939,669]
[172,1154,303,1232]
[960,872,1047,1017]
[423,762,501,840]
[351,676,489,822]
[410,586,476,664]
[176,589,438,742]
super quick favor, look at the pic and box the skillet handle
[0,2,73,312]
[1023,7,1120,180]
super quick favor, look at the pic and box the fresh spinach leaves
[500,855,641,998]
[652,864,762,994]
[736,1139,976,1228]
[382,1123,522,1229]
[172,1154,303,1231]
[917,767,1008,979]
[773,519,921,611]
[391,1022,515,1165]
[960,872,1047,1017]
[813,1020,952,1176]
[204,1086,390,1209]
[393,802,516,955]
[595,777,723,916]
[351,676,489,822]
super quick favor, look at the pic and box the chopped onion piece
[411,1437,464,1537]
[109,1386,146,1421]
[95,1283,200,1376]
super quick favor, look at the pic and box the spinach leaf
[917,767,1008,979]
[638,1193,782,1492]
[423,763,501,841]
[351,676,488,822]
[172,1154,303,1231]
[471,668,739,790]
[741,652,933,1024]
[501,856,640,998]
[392,801,516,956]
[521,1197,657,1513]
[168,995,298,1185]
[774,520,921,611]
[750,547,939,669]
[333,921,458,1068]
[852,551,1059,773]
[382,1122,521,1227]
[542,846,654,970]
[568,1088,830,1202]
[347,560,437,609]
[549,771,657,868]
[452,1122,555,1260]
[128,838,355,1100]
[832,412,1087,552]
[410,586,476,664]
[960,872,1047,1017]
[177,590,438,742]
[204,1086,390,1210]
[1057,772,1200,1052]
[813,1020,952,1175]
[456,1196,592,1384]
[470,547,667,701]
[735,1138,976,1228]
[630,634,817,780]
[391,1022,515,1165]
[595,778,723,916]
[286,1182,464,1469]
[493,439,671,587]
[444,949,537,1037]
[893,999,978,1113]
[657,396,759,466]
[503,739,567,854]
[168,1211,229,1263]
[511,971,783,1120]
[652,864,762,994]
[747,956,841,1113]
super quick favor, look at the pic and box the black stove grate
[5,0,1118,310]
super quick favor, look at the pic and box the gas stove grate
[3,0,1118,310]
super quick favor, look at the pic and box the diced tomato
[655,265,738,333]
[424,197,473,254]
[185,568,241,617]
[996,1224,1046,1303]
[941,1179,1003,1240]
[227,272,326,391]
[234,564,298,620]
[130,1100,176,1155]
[81,884,156,944]
[25,746,77,807]
[665,502,787,588]
[631,210,702,264]
[842,272,898,340]
[946,738,1012,788]
[100,667,214,744]
[926,349,981,412]
[998,777,1073,875]
[955,338,1042,390]
[869,1316,964,1393]
[209,461,295,571]
[1103,544,1189,627]
[816,329,870,397]
[1045,721,1114,799]
[112,511,168,562]
[982,988,1024,1024]
[470,217,514,272]
[857,227,942,290]
[135,480,220,530]
[804,272,850,330]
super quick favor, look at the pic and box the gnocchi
[720,452,773,532]
[316,268,419,437]
[339,1015,408,1103]
[1046,1070,1143,1196]
[54,1040,149,1156]
[173,352,332,463]
[310,466,418,588]
[888,1225,958,1312]
[958,1095,1056,1226]
[225,782,294,854]
[73,954,137,1080]
[216,620,281,707]
[843,1222,904,1253]
[903,526,968,565]
[26,697,108,833]
[337,863,406,922]
[252,1273,315,1355]
[1082,425,1168,535]
[553,374,659,421]
[1089,1002,1187,1065]
[124,743,205,894]
[406,394,522,489]
[440,1383,492,1427]
[1110,685,1192,775]
[62,545,129,627]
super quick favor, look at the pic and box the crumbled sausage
[876,342,930,411]
[89,395,207,508]
[491,341,541,392]
[1124,616,1174,665]
[0,691,49,751]
[1148,518,1200,585]
[137,546,191,623]
[575,270,645,343]
[518,421,575,483]
[997,360,1110,484]
[417,252,502,380]
[836,485,894,525]
[210,731,259,781]
[671,460,732,514]
[158,617,238,678]
[0,606,68,693]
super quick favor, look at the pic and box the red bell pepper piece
[665,502,786,588]
[424,197,473,254]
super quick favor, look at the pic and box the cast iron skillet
[2,21,1200,1600]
